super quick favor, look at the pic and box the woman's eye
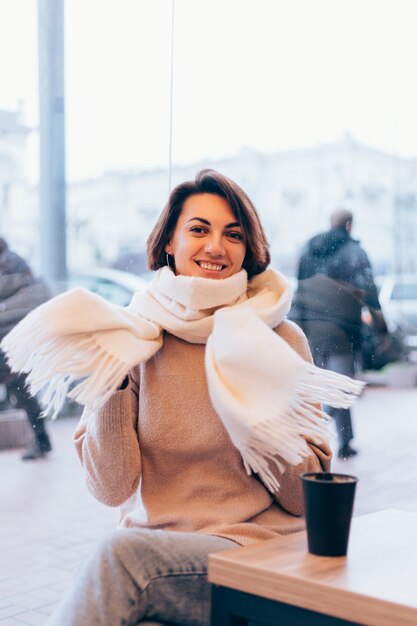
[190,226,207,234]
[227,231,244,241]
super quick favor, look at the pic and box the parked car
[378,274,417,361]
[68,267,150,306]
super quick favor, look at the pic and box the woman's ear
[165,243,172,254]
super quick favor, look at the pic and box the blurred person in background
[291,209,387,459]
[0,237,52,460]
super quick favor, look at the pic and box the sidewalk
[0,413,117,625]
[1,386,417,624]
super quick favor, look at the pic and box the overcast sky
[2,0,417,182]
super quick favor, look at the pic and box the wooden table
[209,510,417,626]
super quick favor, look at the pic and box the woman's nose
[205,235,225,255]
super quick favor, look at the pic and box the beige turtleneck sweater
[73,319,332,546]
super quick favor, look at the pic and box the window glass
[1,4,417,617]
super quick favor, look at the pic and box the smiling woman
[165,194,246,279]
[0,168,367,626]
[147,169,270,279]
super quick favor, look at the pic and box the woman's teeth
[198,262,223,271]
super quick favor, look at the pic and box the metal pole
[38,0,67,291]
[168,0,175,193]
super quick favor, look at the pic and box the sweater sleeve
[73,369,142,507]
[269,320,332,516]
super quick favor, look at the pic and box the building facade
[0,108,33,255]
[2,124,417,277]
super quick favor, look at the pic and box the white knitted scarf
[1,267,364,491]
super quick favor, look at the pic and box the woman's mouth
[195,261,226,273]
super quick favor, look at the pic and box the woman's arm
[270,320,332,516]
[268,436,332,516]
[73,369,142,507]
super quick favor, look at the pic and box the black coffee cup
[301,472,358,557]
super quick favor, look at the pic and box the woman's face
[165,193,246,279]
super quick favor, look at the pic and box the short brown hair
[146,169,270,278]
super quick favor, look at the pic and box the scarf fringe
[236,363,364,492]
[1,318,130,419]
[297,363,365,407]
[240,410,328,493]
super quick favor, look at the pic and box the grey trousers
[45,528,236,626]
[317,353,355,446]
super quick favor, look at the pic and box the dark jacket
[290,274,364,354]
[0,239,51,341]
[296,227,381,310]
[291,227,382,356]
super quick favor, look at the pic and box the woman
[2,170,361,626]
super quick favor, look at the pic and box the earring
[166,252,173,270]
